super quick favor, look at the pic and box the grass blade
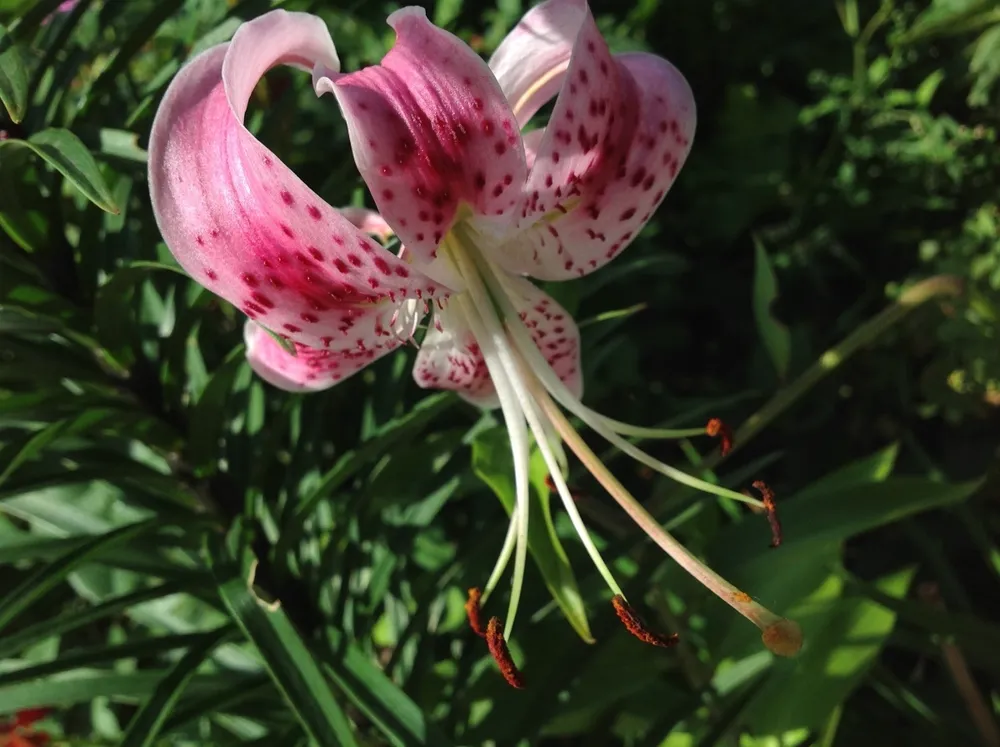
[120,625,237,747]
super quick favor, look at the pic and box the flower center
[434,226,802,687]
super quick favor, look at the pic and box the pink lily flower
[149,0,801,684]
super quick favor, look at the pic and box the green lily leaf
[0,26,28,123]
[752,236,792,380]
[0,127,120,213]
[472,425,595,643]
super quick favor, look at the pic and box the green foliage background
[1,0,999,745]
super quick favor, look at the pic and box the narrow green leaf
[261,324,298,356]
[0,632,219,689]
[0,28,27,123]
[752,237,792,379]
[322,627,452,747]
[0,518,160,631]
[0,128,120,213]
[212,550,359,747]
[472,426,595,643]
[93,261,186,367]
[0,421,71,487]
[0,671,249,712]
[0,581,185,658]
[281,392,455,551]
[161,674,272,733]
[121,625,237,747]
[187,344,247,475]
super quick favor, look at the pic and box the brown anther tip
[611,595,679,648]
[761,618,803,657]
[486,617,525,688]
[706,418,734,457]
[465,587,486,638]
[752,480,783,548]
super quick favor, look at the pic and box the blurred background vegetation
[1,0,999,745]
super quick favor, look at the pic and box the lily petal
[500,276,582,399]
[497,52,695,280]
[413,303,498,407]
[413,277,581,407]
[245,320,404,392]
[489,0,586,126]
[340,207,394,242]
[148,10,441,354]
[314,7,527,266]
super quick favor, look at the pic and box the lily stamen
[753,480,783,548]
[705,417,734,456]
[465,587,487,638]
[611,595,679,648]
[486,617,525,689]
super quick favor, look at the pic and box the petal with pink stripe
[314,7,527,268]
[148,10,442,353]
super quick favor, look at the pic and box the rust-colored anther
[705,418,734,457]
[465,587,486,638]
[486,617,525,689]
[611,595,679,648]
[753,480,783,548]
[544,474,583,501]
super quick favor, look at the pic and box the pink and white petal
[149,10,442,354]
[495,52,695,280]
[489,0,587,126]
[499,275,583,399]
[498,1,632,241]
[340,207,394,242]
[413,303,498,408]
[521,128,546,171]
[313,7,526,266]
[245,321,398,392]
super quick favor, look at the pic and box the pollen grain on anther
[486,617,525,689]
[465,587,486,638]
[705,417,733,457]
[611,595,678,648]
[753,480,783,548]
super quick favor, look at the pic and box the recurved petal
[245,321,400,392]
[499,275,582,399]
[314,7,527,267]
[413,303,498,407]
[497,52,695,280]
[489,0,587,126]
[148,10,442,354]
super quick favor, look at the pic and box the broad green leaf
[752,237,791,379]
[121,625,237,747]
[0,128,120,213]
[0,27,27,123]
[212,549,359,747]
[741,566,914,733]
[714,476,981,562]
[433,0,464,27]
[793,442,899,501]
[472,426,594,643]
